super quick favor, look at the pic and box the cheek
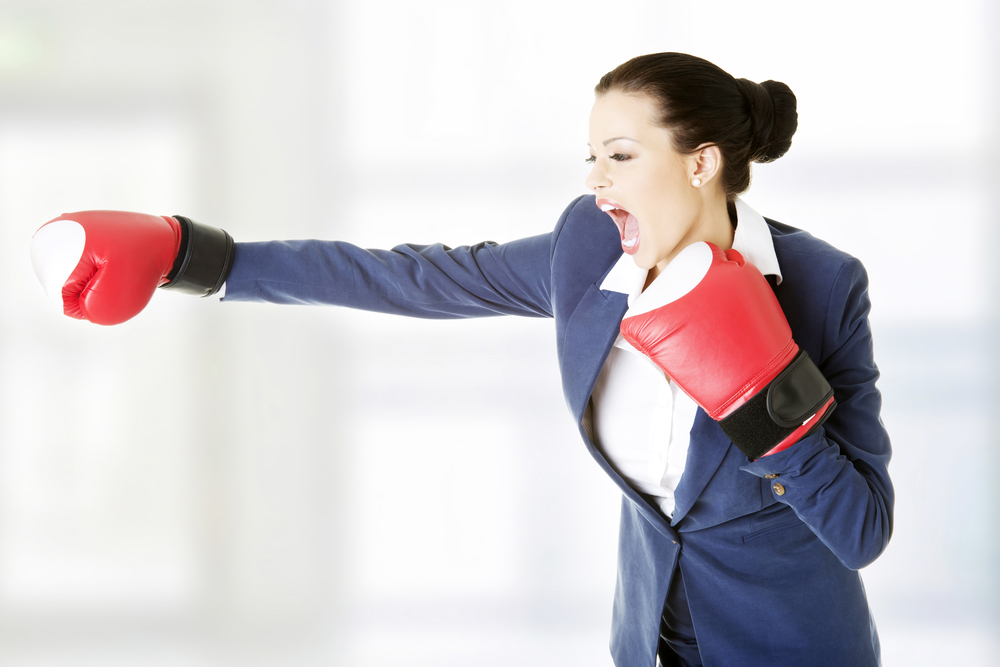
[637,170,684,212]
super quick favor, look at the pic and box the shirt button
[772,482,786,496]
[765,473,780,479]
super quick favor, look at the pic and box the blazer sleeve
[221,232,557,319]
[741,257,893,570]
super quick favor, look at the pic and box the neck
[645,195,735,288]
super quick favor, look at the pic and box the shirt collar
[599,197,782,306]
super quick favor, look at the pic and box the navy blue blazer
[224,194,893,667]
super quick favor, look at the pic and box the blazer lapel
[559,281,737,530]
[668,411,734,524]
[562,282,686,537]
[561,283,629,423]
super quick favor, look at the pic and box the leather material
[31,210,182,325]
[619,242,838,459]
[619,242,799,421]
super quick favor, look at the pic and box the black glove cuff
[160,215,234,297]
[718,349,836,461]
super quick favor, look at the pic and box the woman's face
[585,91,716,274]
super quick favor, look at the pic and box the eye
[610,153,631,162]
[585,155,596,164]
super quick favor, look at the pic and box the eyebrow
[604,136,639,146]
[587,136,641,148]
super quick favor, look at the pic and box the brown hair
[595,53,798,202]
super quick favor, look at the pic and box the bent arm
[742,258,893,570]
[222,233,556,319]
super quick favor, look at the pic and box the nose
[585,161,610,192]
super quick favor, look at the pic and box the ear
[689,143,722,186]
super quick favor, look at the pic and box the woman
[31,53,893,667]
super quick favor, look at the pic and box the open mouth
[596,198,640,255]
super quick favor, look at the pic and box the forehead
[589,91,661,135]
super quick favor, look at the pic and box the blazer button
[765,473,780,479]
[772,482,786,496]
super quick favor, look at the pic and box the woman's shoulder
[551,193,622,265]
[766,217,866,285]
[766,218,855,261]
[764,218,874,362]
[554,194,608,235]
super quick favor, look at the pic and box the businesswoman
[31,52,893,667]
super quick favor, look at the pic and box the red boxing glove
[620,242,835,460]
[31,210,234,325]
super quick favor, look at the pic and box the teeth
[600,204,617,212]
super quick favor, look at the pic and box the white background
[0,0,996,664]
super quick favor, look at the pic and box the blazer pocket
[741,505,806,543]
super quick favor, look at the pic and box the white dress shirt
[590,199,783,518]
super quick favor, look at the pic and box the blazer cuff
[739,427,833,480]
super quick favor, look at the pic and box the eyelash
[585,153,630,164]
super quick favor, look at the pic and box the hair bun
[735,78,798,163]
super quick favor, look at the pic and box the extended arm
[30,210,557,324]
[223,235,555,319]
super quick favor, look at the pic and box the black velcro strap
[718,349,835,460]
[768,350,834,427]
[160,215,235,297]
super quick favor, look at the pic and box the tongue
[621,213,640,255]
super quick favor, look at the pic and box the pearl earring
[692,178,702,187]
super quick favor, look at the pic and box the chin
[632,248,664,271]
[630,254,653,270]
